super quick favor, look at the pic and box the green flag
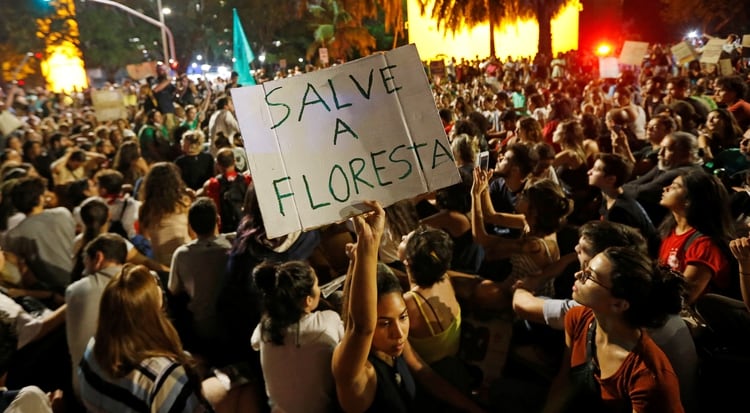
[233,8,256,86]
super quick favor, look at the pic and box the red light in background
[17,79,25,86]
[34,52,43,59]
[596,43,612,56]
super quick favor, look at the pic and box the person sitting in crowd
[65,233,127,399]
[251,260,343,413]
[587,153,660,255]
[697,108,742,163]
[174,130,214,192]
[714,75,750,131]
[168,197,232,364]
[544,247,685,412]
[2,176,75,293]
[400,227,463,367]
[623,131,703,226]
[473,171,570,298]
[512,221,698,412]
[658,169,736,304]
[331,200,486,413]
[77,264,241,412]
[111,140,149,189]
[137,162,193,269]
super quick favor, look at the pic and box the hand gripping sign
[231,44,461,238]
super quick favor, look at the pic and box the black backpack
[217,174,247,233]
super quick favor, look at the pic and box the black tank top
[365,354,416,413]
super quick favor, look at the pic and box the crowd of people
[1,40,750,413]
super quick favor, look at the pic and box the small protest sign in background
[231,44,461,238]
[618,41,649,66]
[91,90,127,122]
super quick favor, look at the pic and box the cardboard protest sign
[319,48,329,65]
[700,38,726,64]
[231,44,461,238]
[599,57,619,79]
[719,59,734,76]
[0,111,23,136]
[618,41,649,66]
[743,35,750,58]
[91,89,127,122]
[126,61,157,80]
[671,41,697,65]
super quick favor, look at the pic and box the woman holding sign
[332,201,486,413]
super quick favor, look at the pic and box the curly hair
[138,162,189,231]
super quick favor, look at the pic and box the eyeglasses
[576,267,611,290]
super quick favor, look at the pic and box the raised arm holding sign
[231,44,461,238]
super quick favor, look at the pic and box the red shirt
[727,98,750,131]
[205,170,252,214]
[565,306,685,413]
[658,228,730,293]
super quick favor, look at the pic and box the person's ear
[94,251,106,269]
[611,297,630,314]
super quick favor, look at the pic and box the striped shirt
[78,338,212,413]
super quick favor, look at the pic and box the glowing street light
[595,43,612,57]
[161,7,171,15]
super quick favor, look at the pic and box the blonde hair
[181,130,205,155]
[451,133,479,165]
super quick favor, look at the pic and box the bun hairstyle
[254,260,316,345]
[524,178,572,235]
[404,227,453,288]
[601,247,686,329]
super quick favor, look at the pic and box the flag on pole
[233,8,256,86]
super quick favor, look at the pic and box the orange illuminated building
[407,1,583,61]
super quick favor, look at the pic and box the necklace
[392,356,402,386]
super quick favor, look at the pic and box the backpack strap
[681,230,704,256]
[118,198,129,220]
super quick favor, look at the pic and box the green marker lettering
[389,144,412,180]
[349,158,373,194]
[272,177,293,216]
[432,138,453,168]
[379,65,402,94]
[298,83,331,122]
[303,174,331,210]
[370,150,392,186]
[265,86,291,129]
[407,142,428,173]
[328,79,352,109]
[328,164,350,202]
[349,69,375,99]
[333,118,359,145]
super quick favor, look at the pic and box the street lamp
[157,0,169,64]
[82,0,176,64]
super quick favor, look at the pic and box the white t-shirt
[0,293,44,349]
[4,385,53,413]
[251,310,344,413]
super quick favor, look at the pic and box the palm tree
[307,0,377,63]
[507,0,571,59]
[418,0,508,57]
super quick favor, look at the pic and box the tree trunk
[489,17,496,57]
[536,3,552,58]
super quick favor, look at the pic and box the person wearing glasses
[543,247,685,413]
[512,220,698,412]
